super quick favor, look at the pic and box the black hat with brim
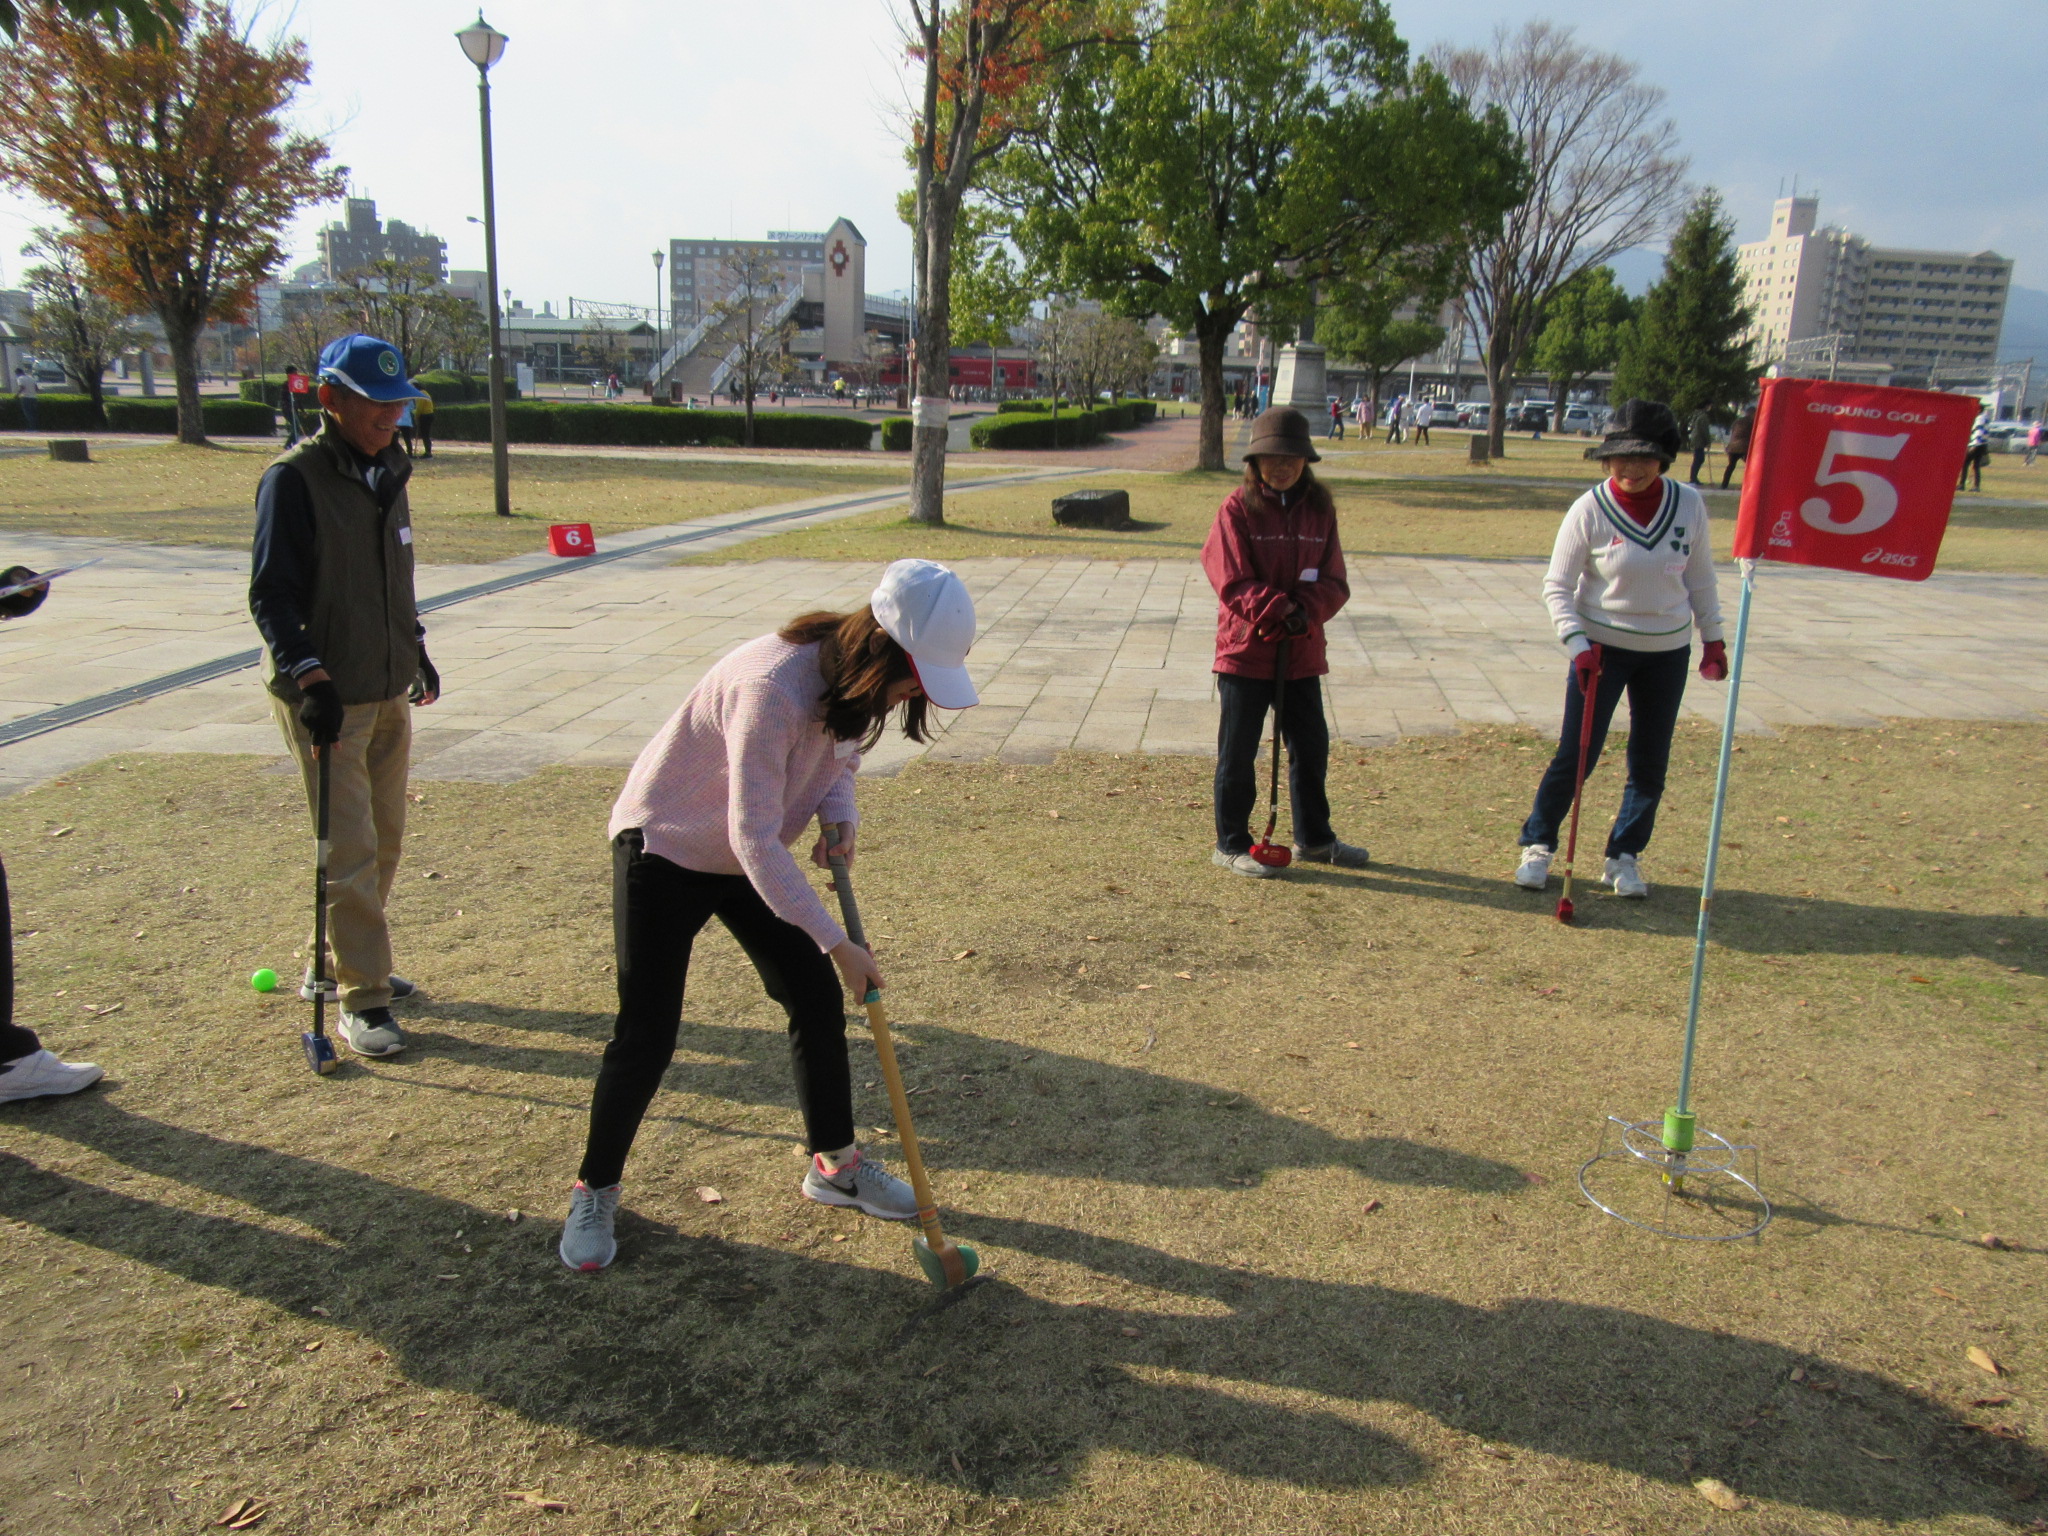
[1243,406,1321,463]
[1585,398,1683,463]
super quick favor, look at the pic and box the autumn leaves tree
[0,3,341,443]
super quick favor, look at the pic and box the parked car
[1983,420,2034,452]
[1558,404,1602,435]
[1511,400,1554,432]
[1456,401,1490,428]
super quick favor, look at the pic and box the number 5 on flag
[1734,378,1979,580]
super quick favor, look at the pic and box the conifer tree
[1610,189,1756,417]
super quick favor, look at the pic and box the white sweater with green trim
[1542,478,1724,656]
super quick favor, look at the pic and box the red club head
[1249,841,1292,868]
[1555,897,1575,924]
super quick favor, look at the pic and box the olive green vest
[262,421,421,706]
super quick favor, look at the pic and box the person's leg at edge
[712,881,854,1159]
[1606,645,1688,857]
[1212,671,1272,855]
[1281,672,1334,850]
[1518,652,1628,850]
[577,834,719,1189]
[0,854,39,1068]
[1721,453,1741,489]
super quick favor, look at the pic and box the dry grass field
[1,718,2042,1534]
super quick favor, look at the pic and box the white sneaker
[1212,848,1282,879]
[1604,854,1650,899]
[1514,845,1553,890]
[802,1150,918,1220]
[0,1048,103,1103]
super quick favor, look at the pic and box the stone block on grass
[47,439,90,463]
[1052,488,1132,529]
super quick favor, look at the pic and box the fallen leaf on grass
[1694,1478,1747,1511]
[696,1186,723,1204]
[1980,1233,2010,1250]
[952,949,976,961]
[1136,983,1153,990]
[1974,1395,2014,1408]
[1047,810,1061,820]
[225,1399,249,1411]
[1858,1447,1897,1462]
[1362,1199,1382,1214]
[214,1498,259,1526]
[1119,1327,1141,1338]
[1482,1447,1512,1461]
[1969,1346,2003,1376]
[502,1489,570,1512]
[1174,971,1193,980]
[301,1341,321,1353]
[434,1274,460,1282]
[1931,1285,1961,1301]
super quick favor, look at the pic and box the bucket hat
[317,333,428,403]
[871,559,978,711]
[1586,399,1683,464]
[1243,406,1321,463]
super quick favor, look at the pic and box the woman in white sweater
[1513,400,1729,900]
[560,559,979,1272]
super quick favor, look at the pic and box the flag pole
[1667,556,1757,1167]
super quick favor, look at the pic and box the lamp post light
[456,12,512,517]
[651,250,664,396]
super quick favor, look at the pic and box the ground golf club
[1249,636,1292,869]
[822,818,978,1289]
[1556,643,1603,924]
[299,744,337,1075]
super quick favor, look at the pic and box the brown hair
[1240,458,1333,516]
[777,607,931,748]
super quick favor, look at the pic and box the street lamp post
[651,250,664,397]
[456,13,511,518]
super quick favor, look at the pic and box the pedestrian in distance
[2026,418,2041,469]
[395,394,416,458]
[0,563,102,1105]
[559,560,983,1272]
[1328,397,1344,440]
[1686,407,1712,485]
[1355,395,1370,438]
[1414,396,1434,447]
[1959,415,1991,492]
[248,333,441,1061]
[1202,407,1367,879]
[1719,404,1755,489]
[411,383,435,459]
[1512,400,1728,901]
[1384,394,1403,444]
[11,364,38,430]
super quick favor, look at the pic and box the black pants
[417,417,433,457]
[1213,670,1334,855]
[1414,423,1430,445]
[577,831,853,1188]
[1720,452,1744,488]
[0,855,36,1070]
[1689,447,1708,483]
[1959,448,1986,491]
[1519,645,1689,858]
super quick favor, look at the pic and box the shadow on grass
[354,1006,1528,1195]
[1336,861,2048,978]
[3,1096,2039,1518]
[870,516,1200,551]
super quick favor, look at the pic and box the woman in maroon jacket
[1200,407,1367,877]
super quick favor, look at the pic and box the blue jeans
[18,396,37,429]
[1214,670,1333,854]
[1519,645,1689,859]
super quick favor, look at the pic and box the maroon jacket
[1200,481,1349,680]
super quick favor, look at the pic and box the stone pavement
[0,507,2040,794]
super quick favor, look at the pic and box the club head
[1555,898,1575,925]
[913,1235,980,1289]
[1248,843,1292,869]
[302,1031,338,1076]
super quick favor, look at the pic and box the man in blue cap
[249,333,441,1058]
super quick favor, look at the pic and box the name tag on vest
[398,526,413,545]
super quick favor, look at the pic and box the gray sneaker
[802,1151,918,1220]
[1294,838,1370,868]
[1212,848,1282,879]
[335,1006,404,1058]
[559,1181,622,1271]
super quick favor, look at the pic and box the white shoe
[1514,845,1553,890]
[1604,854,1650,899]
[0,1048,103,1103]
[1213,848,1282,879]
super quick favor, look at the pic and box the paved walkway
[0,504,2040,793]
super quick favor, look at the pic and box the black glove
[0,565,49,620]
[409,648,440,704]
[298,679,344,747]
[1282,605,1309,636]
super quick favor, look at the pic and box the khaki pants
[273,693,412,1012]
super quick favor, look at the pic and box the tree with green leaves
[898,192,1032,399]
[0,3,341,443]
[20,226,140,421]
[0,0,182,44]
[1610,190,1757,417]
[995,0,1525,471]
[1318,281,1447,427]
[705,248,798,447]
[1531,264,1633,431]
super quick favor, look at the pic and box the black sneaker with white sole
[336,1006,405,1057]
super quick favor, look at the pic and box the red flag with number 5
[1732,378,1979,580]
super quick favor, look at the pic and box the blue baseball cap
[316,333,427,402]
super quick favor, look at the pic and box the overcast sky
[0,0,2040,308]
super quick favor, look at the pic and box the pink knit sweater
[609,634,860,952]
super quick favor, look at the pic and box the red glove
[1699,639,1728,681]
[1571,647,1600,688]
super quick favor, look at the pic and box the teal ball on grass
[250,967,279,993]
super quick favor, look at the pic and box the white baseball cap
[870,559,978,710]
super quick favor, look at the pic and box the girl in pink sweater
[560,560,979,1271]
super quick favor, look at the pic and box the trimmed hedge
[430,401,872,450]
[0,392,107,430]
[969,409,1104,449]
[104,397,277,436]
[879,417,912,450]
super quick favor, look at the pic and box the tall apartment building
[318,198,449,282]
[1736,196,2010,379]
[668,217,866,366]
